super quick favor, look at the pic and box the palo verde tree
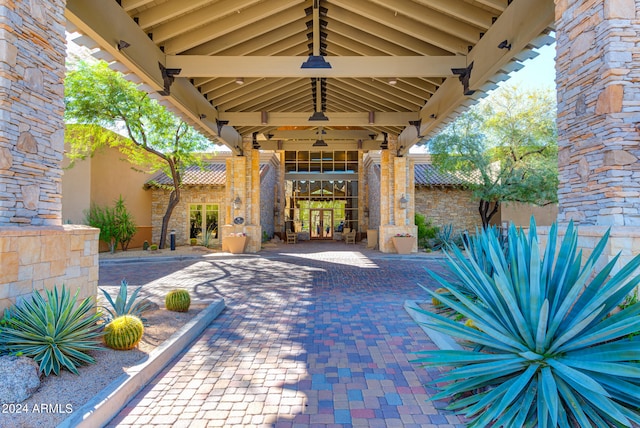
[428,85,558,228]
[65,60,213,248]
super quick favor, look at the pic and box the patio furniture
[286,230,297,244]
[344,230,356,244]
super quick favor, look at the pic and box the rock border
[57,299,225,428]
[404,300,462,351]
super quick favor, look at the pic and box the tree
[65,60,212,248]
[428,85,558,228]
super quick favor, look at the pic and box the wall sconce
[232,196,242,210]
[399,193,409,210]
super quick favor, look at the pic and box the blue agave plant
[414,219,640,427]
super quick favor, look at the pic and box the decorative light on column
[399,193,409,210]
[232,196,242,210]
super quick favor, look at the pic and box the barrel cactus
[165,289,191,312]
[103,315,144,350]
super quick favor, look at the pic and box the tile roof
[414,163,481,187]
[145,163,227,187]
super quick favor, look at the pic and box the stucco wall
[415,186,482,235]
[501,202,558,227]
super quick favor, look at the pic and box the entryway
[310,208,333,240]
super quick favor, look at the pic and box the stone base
[220,224,262,253]
[379,225,418,253]
[537,225,640,277]
[0,225,99,316]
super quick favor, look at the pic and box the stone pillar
[0,0,98,314]
[221,139,261,253]
[556,0,640,226]
[357,150,366,232]
[276,149,285,236]
[378,136,417,253]
[543,0,640,276]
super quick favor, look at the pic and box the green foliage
[415,214,438,248]
[143,240,150,251]
[65,60,213,249]
[99,279,154,323]
[428,85,558,227]
[85,196,138,253]
[149,244,158,251]
[0,285,103,376]
[103,315,144,351]
[201,229,216,248]
[85,203,118,253]
[165,289,191,312]
[414,218,640,427]
[433,224,456,251]
[114,195,137,251]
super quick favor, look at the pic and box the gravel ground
[0,306,203,428]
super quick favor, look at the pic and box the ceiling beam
[165,55,467,78]
[219,111,418,127]
[65,0,242,152]
[398,0,554,150]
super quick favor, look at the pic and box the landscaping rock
[0,355,41,403]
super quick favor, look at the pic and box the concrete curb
[404,300,462,351]
[57,299,226,428]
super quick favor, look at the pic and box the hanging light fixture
[399,193,409,210]
[232,196,242,210]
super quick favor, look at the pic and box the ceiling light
[301,55,332,69]
[312,139,328,147]
[235,77,244,84]
[368,111,375,125]
[388,77,397,85]
[261,111,268,125]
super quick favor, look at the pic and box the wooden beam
[219,111,418,127]
[165,55,467,78]
[65,0,242,152]
[398,0,554,149]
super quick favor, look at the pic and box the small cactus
[104,315,144,350]
[165,289,191,312]
[431,287,449,307]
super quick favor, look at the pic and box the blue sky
[497,42,556,91]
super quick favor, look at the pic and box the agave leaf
[439,359,526,382]
[555,377,593,428]
[411,350,514,365]
[547,304,605,354]
[540,367,559,427]
[513,379,538,428]
[557,358,640,378]
[566,340,640,361]
[477,363,539,426]
[548,359,609,397]
[558,317,640,353]
[528,236,542,332]
[422,286,527,350]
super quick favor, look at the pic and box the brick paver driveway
[100,243,465,427]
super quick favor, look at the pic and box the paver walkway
[100,242,465,427]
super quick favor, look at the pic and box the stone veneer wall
[0,226,99,316]
[0,0,67,225]
[0,0,99,314]
[556,0,640,226]
[151,185,227,246]
[260,165,276,239]
[415,186,482,234]
[366,161,381,230]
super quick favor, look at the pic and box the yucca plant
[414,218,640,427]
[0,285,104,376]
[100,279,154,323]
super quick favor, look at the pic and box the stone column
[221,139,262,253]
[0,0,98,315]
[378,136,417,253]
[545,0,640,274]
[276,149,285,236]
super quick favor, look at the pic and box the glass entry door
[310,209,333,240]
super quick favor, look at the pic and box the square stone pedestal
[0,225,99,316]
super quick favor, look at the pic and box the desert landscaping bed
[0,304,206,428]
